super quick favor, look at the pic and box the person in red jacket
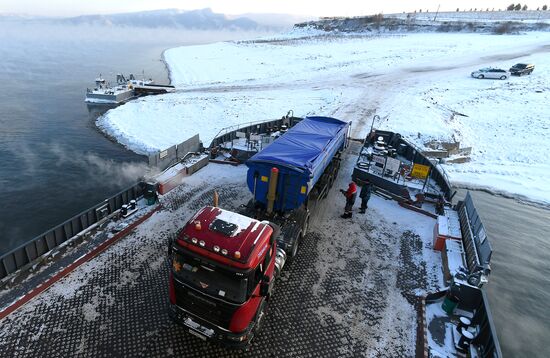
[340,181,357,218]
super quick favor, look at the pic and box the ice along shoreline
[97,30,550,207]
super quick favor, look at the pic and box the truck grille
[174,280,238,329]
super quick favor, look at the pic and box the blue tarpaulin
[247,116,348,172]
[246,116,349,211]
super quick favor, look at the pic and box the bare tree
[514,3,522,11]
[507,3,515,10]
[522,4,528,10]
[456,8,460,12]
[543,5,548,10]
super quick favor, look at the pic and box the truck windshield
[172,249,249,304]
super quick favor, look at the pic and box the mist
[0,18,265,252]
[0,18,275,46]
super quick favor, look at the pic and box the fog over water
[0,20,268,254]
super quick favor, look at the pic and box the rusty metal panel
[53,226,66,245]
[45,232,56,250]
[0,258,7,279]
[25,242,38,262]
[13,249,29,269]
[1,254,16,276]
[35,237,49,257]
[63,222,73,240]
[80,213,89,229]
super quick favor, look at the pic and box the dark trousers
[360,196,370,211]
[344,199,355,213]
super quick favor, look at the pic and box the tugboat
[85,74,153,104]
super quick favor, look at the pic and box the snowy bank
[98,30,550,205]
[97,87,348,155]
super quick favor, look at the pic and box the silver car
[471,67,510,80]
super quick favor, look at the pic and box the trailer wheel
[328,171,335,189]
[303,215,310,236]
[289,231,302,259]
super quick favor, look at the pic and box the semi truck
[167,116,350,347]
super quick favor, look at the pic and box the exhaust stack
[213,190,219,207]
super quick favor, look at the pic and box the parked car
[509,63,535,76]
[471,68,510,80]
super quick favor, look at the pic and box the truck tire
[255,299,269,333]
[289,231,302,259]
[327,173,334,190]
[238,300,269,351]
[303,215,310,236]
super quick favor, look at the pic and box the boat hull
[85,89,135,104]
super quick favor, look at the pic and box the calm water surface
[456,190,550,358]
[0,21,257,254]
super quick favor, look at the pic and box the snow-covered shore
[97,30,550,205]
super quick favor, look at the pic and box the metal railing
[458,192,493,272]
[354,129,454,200]
[0,182,145,282]
[148,134,201,171]
[209,115,303,150]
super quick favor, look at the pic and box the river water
[0,21,261,254]
[0,20,548,357]
[455,190,550,358]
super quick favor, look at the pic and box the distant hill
[55,8,279,31]
[229,12,314,28]
[295,11,550,34]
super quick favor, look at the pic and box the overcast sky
[1,0,548,17]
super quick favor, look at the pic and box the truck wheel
[255,299,269,333]
[290,232,302,259]
[329,167,337,189]
[242,300,269,350]
[328,174,333,189]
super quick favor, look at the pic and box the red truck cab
[168,206,276,347]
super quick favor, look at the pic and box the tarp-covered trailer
[166,116,350,347]
[245,116,350,212]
